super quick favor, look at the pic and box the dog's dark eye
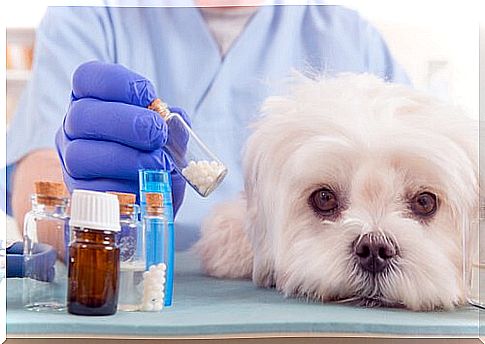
[410,192,437,217]
[309,188,339,217]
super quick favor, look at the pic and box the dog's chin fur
[194,73,479,311]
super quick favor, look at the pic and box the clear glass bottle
[67,190,121,316]
[148,98,228,197]
[107,192,145,312]
[22,181,69,311]
[465,216,483,308]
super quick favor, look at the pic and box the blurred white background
[341,0,480,120]
[4,1,483,241]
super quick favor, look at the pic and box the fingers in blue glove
[59,155,186,215]
[58,61,189,215]
[72,61,157,107]
[65,98,167,151]
[62,139,165,180]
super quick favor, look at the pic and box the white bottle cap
[69,190,121,232]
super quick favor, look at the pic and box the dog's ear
[242,93,302,288]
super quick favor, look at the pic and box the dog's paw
[193,196,253,279]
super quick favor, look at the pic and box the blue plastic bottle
[139,169,174,307]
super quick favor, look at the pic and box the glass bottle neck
[31,194,69,217]
[146,209,164,217]
[119,203,140,223]
[143,210,166,220]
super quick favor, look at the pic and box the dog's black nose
[354,233,396,274]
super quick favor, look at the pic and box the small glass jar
[148,99,228,197]
[22,181,69,311]
[67,190,121,316]
[107,192,145,312]
[141,193,170,311]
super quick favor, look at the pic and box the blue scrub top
[5,5,409,249]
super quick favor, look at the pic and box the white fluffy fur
[193,73,478,311]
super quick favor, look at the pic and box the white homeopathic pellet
[141,263,166,312]
[181,160,226,195]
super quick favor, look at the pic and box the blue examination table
[6,250,482,340]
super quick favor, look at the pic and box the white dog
[194,74,478,311]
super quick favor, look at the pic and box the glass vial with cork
[148,99,228,197]
[67,190,121,316]
[22,181,70,311]
[107,192,145,312]
[142,192,172,310]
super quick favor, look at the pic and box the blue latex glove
[55,61,188,214]
[7,241,57,282]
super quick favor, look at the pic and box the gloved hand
[55,61,188,214]
[7,241,56,282]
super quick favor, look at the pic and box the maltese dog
[194,74,478,311]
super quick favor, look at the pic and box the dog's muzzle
[353,232,397,274]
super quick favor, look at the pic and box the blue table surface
[6,251,483,338]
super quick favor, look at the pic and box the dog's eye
[410,192,437,217]
[309,188,339,217]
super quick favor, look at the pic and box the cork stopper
[145,192,164,216]
[34,181,67,206]
[148,98,170,119]
[107,192,137,215]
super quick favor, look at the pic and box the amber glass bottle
[67,190,121,316]
[68,228,120,315]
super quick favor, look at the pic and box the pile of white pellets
[181,160,226,196]
[141,263,166,312]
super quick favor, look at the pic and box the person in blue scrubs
[5,2,409,249]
